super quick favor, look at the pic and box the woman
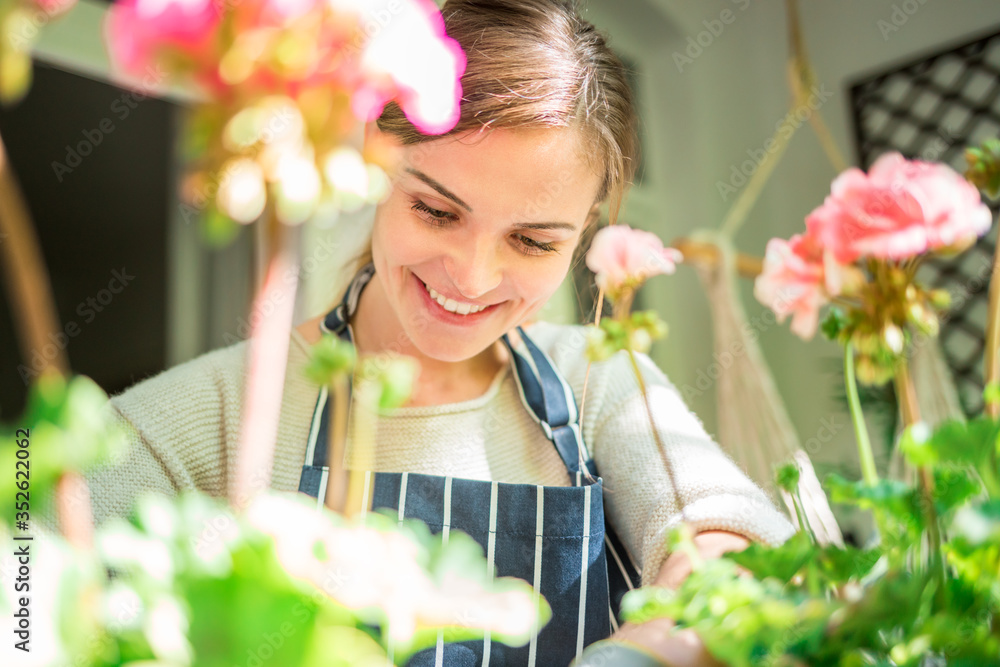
[88,0,794,665]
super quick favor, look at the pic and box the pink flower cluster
[105,0,465,135]
[586,224,682,296]
[755,152,992,339]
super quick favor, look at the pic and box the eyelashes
[410,200,456,223]
[408,199,557,256]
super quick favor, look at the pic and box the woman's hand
[604,530,751,666]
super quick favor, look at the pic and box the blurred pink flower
[754,233,861,340]
[806,152,992,263]
[350,0,465,133]
[105,0,221,77]
[586,225,682,295]
[105,0,463,134]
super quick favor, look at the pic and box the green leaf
[932,466,981,515]
[774,462,800,493]
[948,500,1000,546]
[304,335,356,386]
[826,474,924,547]
[2,374,127,525]
[821,306,848,341]
[813,544,882,584]
[905,418,1000,468]
[200,207,242,247]
[727,531,816,583]
[355,354,419,413]
[826,474,915,516]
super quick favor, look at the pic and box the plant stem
[56,472,93,550]
[0,131,68,378]
[325,374,351,514]
[791,486,814,544]
[343,367,380,519]
[895,358,947,607]
[0,130,95,545]
[844,343,878,487]
[230,210,300,510]
[984,212,1000,420]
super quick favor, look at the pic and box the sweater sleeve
[82,342,251,528]
[528,322,795,587]
[591,351,795,585]
[77,331,319,530]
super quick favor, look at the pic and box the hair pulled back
[377,0,639,223]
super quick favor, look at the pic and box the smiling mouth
[417,277,496,316]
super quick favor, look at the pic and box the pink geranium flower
[348,0,465,134]
[806,152,992,263]
[586,225,682,295]
[105,0,222,78]
[754,233,861,340]
[105,0,463,134]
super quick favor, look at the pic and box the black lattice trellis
[850,28,1000,417]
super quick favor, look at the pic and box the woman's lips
[413,273,500,325]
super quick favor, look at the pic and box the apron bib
[297,265,641,667]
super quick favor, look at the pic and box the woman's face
[368,125,603,363]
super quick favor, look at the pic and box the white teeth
[425,282,487,315]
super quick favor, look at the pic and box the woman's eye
[411,200,456,224]
[515,234,557,255]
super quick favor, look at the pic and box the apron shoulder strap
[321,263,375,338]
[501,326,595,483]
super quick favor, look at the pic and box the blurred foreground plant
[0,377,548,666]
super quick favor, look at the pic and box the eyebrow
[405,168,473,212]
[512,222,577,232]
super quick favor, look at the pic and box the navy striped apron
[298,266,642,666]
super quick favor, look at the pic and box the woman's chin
[412,339,485,364]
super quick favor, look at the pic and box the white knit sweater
[87,320,794,586]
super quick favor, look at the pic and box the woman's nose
[444,236,501,300]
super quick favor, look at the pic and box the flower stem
[0,130,93,545]
[230,210,300,510]
[844,343,878,487]
[0,131,68,378]
[791,485,814,544]
[895,358,947,608]
[984,211,1000,420]
[325,374,351,514]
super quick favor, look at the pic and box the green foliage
[774,463,800,494]
[623,416,1000,666]
[1,374,126,525]
[585,310,668,361]
[821,306,849,341]
[965,138,1000,197]
[356,355,421,413]
[1,372,546,666]
[304,334,357,386]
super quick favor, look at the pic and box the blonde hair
[334,0,637,305]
